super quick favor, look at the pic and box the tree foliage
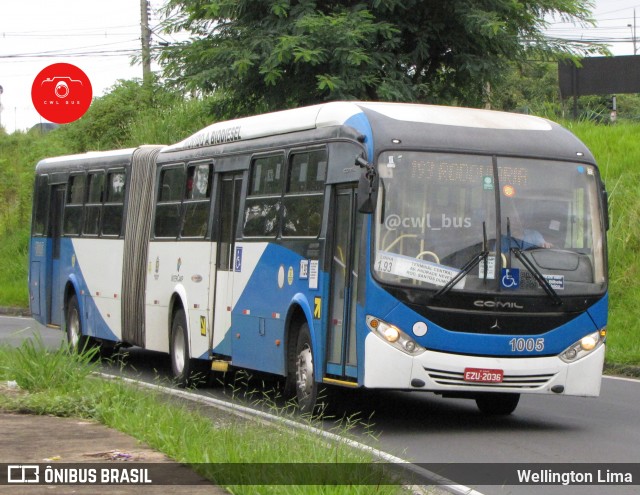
[59,78,183,152]
[491,62,562,115]
[158,0,604,112]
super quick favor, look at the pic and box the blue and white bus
[29,102,608,414]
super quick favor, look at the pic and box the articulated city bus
[29,102,608,414]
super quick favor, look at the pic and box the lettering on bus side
[182,126,242,149]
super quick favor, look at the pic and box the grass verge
[0,336,408,494]
[569,122,640,366]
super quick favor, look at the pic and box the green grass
[0,338,406,494]
[568,122,640,365]
[0,226,30,307]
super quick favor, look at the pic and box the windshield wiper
[434,222,489,299]
[507,217,562,306]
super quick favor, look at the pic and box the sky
[0,0,172,133]
[1,0,639,134]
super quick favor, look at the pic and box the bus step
[323,377,358,387]
[211,360,230,373]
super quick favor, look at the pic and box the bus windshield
[374,151,606,296]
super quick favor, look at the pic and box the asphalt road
[2,316,639,495]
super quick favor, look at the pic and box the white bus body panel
[73,238,124,339]
[145,242,215,358]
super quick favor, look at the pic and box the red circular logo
[31,63,92,124]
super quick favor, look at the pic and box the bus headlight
[366,316,426,356]
[580,335,598,351]
[560,329,605,363]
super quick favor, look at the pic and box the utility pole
[635,8,637,56]
[629,9,637,56]
[140,0,152,84]
[0,85,4,131]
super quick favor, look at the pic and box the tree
[490,61,562,115]
[158,0,605,114]
[59,78,182,152]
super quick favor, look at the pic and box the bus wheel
[475,393,520,415]
[170,308,195,387]
[295,323,318,413]
[66,295,90,352]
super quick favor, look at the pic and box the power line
[595,4,640,17]
[0,39,141,58]
[1,24,139,35]
[1,32,139,39]
[0,50,141,59]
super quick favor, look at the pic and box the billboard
[559,55,640,97]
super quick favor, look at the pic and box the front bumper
[363,333,605,397]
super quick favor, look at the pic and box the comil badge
[31,63,92,124]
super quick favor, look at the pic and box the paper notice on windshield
[479,256,496,279]
[375,251,465,289]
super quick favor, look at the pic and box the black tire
[170,309,192,387]
[65,295,92,353]
[170,308,206,387]
[475,393,520,415]
[294,323,318,413]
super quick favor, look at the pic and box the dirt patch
[0,412,228,494]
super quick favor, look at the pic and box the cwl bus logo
[474,300,524,310]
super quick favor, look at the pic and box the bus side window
[182,163,212,238]
[154,166,185,238]
[84,171,105,236]
[103,170,126,237]
[243,154,284,237]
[282,149,326,237]
[63,173,85,236]
[287,149,327,193]
[32,174,49,236]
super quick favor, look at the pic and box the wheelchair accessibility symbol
[501,268,520,289]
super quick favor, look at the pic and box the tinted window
[64,174,84,236]
[243,154,284,237]
[282,195,323,237]
[187,163,212,200]
[87,172,105,203]
[250,155,284,195]
[159,167,184,202]
[281,149,326,237]
[182,164,213,238]
[243,197,281,237]
[155,166,185,238]
[107,172,126,202]
[67,174,85,204]
[84,172,105,236]
[32,174,49,236]
[103,170,126,236]
[288,149,327,193]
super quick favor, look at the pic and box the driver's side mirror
[355,156,378,214]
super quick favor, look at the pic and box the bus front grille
[424,367,556,389]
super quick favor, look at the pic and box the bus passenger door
[211,173,243,355]
[326,186,363,382]
[47,185,66,326]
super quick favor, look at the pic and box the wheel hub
[173,330,185,373]
[296,345,313,400]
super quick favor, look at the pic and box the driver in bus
[502,192,552,250]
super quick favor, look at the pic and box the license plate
[464,368,504,383]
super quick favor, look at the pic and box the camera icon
[40,76,84,99]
